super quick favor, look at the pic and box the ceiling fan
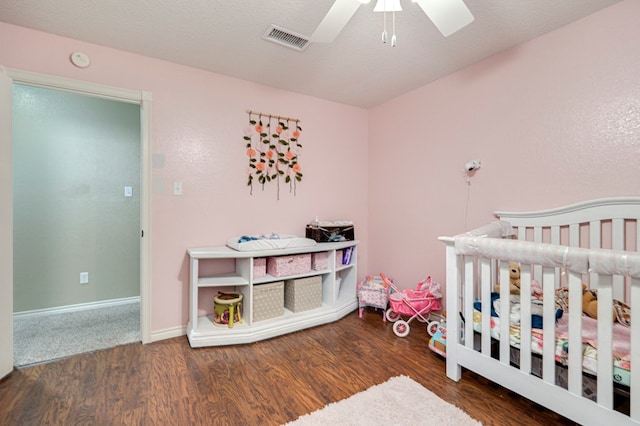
[310,0,474,43]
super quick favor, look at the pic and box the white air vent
[262,24,310,51]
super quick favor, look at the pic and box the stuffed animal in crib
[495,262,521,294]
[582,284,616,321]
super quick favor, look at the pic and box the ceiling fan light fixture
[310,0,474,45]
[374,0,402,12]
[374,0,400,47]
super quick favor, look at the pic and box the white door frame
[0,68,13,378]
[5,67,152,350]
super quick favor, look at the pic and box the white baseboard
[13,296,141,319]
[150,326,186,342]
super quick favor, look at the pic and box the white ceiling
[0,0,622,108]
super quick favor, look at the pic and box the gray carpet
[13,302,140,367]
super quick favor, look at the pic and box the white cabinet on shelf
[187,241,358,347]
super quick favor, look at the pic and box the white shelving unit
[187,241,358,347]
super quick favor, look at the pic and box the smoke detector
[70,52,91,68]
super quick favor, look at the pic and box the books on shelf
[342,246,354,265]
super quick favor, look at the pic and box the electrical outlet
[80,272,89,284]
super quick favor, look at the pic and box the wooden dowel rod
[246,109,300,123]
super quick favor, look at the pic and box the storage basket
[284,275,322,313]
[267,254,311,277]
[306,224,354,242]
[311,252,329,270]
[253,281,284,322]
[253,257,267,278]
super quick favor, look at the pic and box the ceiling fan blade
[414,0,474,37]
[310,0,363,43]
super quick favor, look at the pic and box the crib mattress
[472,311,631,387]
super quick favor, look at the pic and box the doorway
[1,68,152,372]
[13,84,140,365]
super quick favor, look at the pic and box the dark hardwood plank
[0,310,576,425]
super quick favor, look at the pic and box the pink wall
[0,23,369,334]
[368,0,640,291]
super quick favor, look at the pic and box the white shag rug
[285,375,482,426]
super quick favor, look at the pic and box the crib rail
[442,235,640,424]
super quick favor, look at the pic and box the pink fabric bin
[253,258,267,278]
[311,252,329,270]
[267,254,311,277]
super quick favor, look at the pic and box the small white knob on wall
[465,159,481,172]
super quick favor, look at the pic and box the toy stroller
[380,273,442,337]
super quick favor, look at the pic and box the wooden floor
[0,310,577,425]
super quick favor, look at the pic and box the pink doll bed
[439,197,640,425]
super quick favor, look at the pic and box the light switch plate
[124,186,133,197]
[173,182,183,196]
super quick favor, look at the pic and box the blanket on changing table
[226,234,317,251]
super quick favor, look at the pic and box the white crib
[439,197,640,425]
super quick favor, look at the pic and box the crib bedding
[471,307,631,387]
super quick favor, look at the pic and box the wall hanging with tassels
[244,110,303,200]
